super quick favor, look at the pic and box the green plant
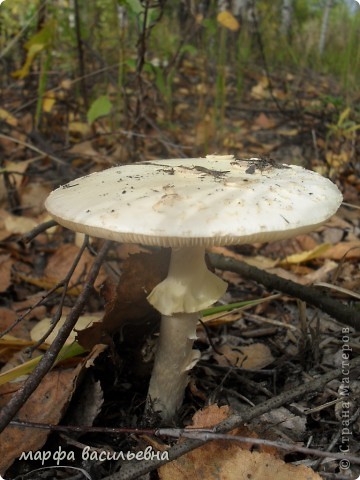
[326,107,360,141]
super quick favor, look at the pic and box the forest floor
[0,58,359,480]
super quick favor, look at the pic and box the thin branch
[27,237,89,354]
[8,421,360,466]
[209,253,360,330]
[0,240,112,433]
[22,219,57,243]
[0,133,68,166]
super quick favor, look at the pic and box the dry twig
[209,253,360,330]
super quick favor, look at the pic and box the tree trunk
[319,0,333,56]
[281,0,293,38]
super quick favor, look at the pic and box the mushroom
[44,154,343,422]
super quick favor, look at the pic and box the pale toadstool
[44,154,343,422]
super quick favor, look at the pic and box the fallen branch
[209,253,360,330]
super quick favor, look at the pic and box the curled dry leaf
[77,250,169,350]
[68,376,103,427]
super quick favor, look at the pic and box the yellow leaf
[12,43,45,79]
[280,243,330,266]
[0,108,17,127]
[12,20,55,79]
[325,151,350,169]
[69,121,91,136]
[30,314,102,346]
[217,10,240,31]
[42,90,56,113]
[0,342,85,386]
[338,107,351,126]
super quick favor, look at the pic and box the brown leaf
[159,405,320,480]
[191,404,230,428]
[159,446,321,480]
[19,182,52,216]
[44,243,107,289]
[0,209,38,235]
[0,255,13,292]
[214,343,275,369]
[254,112,277,130]
[321,241,360,260]
[77,249,170,350]
[0,366,81,474]
[0,307,32,340]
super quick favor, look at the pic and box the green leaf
[0,342,86,386]
[87,95,113,124]
[122,0,143,15]
[202,294,280,316]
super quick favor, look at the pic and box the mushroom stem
[146,246,227,422]
[146,312,199,423]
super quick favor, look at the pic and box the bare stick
[8,421,360,466]
[209,253,360,330]
[0,240,112,433]
[22,219,57,243]
[27,237,89,353]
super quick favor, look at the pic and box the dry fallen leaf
[0,209,38,235]
[0,255,13,292]
[280,243,330,266]
[30,313,103,346]
[214,343,275,369]
[159,404,321,480]
[77,250,170,350]
[321,241,360,260]
[19,182,52,215]
[44,243,107,289]
[254,112,277,130]
[0,307,32,341]
[0,367,81,474]
[159,447,322,480]
[4,159,33,189]
[0,108,18,127]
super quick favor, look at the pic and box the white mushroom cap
[45,155,343,246]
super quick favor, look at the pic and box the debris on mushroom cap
[44,155,343,247]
